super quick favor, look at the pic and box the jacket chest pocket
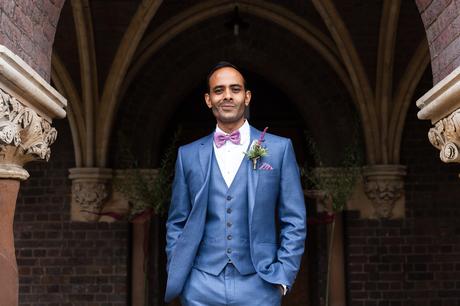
[258,170,280,194]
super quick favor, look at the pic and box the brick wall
[0,0,64,81]
[416,0,460,83]
[345,69,460,305]
[14,119,130,306]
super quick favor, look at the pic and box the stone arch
[114,14,358,168]
[100,0,359,166]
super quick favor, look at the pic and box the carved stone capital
[362,165,406,219]
[427,109,460,163]
[418,66,460,164]
[0,45,66,180]
[0,88,58,180]
[69,168,113,222]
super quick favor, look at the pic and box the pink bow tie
[214,130,241,148]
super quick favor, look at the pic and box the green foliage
[114,128,181,220]
[302,131,363,212]
[244,140,268,160]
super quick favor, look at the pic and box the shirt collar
[215,120,250,145]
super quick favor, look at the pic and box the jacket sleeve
[276,139,307,286]
[165,147,191,270]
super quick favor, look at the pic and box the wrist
[279,284,288,296]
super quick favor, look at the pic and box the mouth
[219,102,236,110]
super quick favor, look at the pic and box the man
[165,62,306,306]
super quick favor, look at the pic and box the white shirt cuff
[281,284,288,295]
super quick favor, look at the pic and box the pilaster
[0,45,66,306]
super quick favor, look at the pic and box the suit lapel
[198,133,213,180]
[247,126,261,225]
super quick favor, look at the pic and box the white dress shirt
[213,120,250,188]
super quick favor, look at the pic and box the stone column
[417,66,460,165]
[0,45,66,305]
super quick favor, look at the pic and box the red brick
[421,0,453,28]
[1,0,17,16]
[416,0,434,12]
[426,0,460,43]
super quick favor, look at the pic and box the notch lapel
[198,133,213,180]
[247,126,261,225]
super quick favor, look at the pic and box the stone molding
[0,45,66,180]
[69,168,113,222]
[362,165,406,219]
[0,46,66,121]
[417,66,460,163]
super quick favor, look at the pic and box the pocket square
[259,162,273,170]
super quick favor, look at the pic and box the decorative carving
[72,182,108,216]
[427,109,460,163]
[69,168,113,222]
[0,88,58,180]
[363,165,406,219]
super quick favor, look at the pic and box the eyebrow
[212,84,242,90]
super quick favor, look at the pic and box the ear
[204,93,212,108]
[244,90,252,106]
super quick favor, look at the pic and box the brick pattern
[0,0,64,81]
[416,0,460,83]
[345,69,460,305]
[14,120,129,306]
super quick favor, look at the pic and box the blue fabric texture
[165,126,307,303]
[193,153,255,276]
[181,265,282,306]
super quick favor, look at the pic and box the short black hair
[206,61,247,92]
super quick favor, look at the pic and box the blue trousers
[180,264,282,306]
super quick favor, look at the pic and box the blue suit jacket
[165,126,306,302]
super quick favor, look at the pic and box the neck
[217,119,245,134]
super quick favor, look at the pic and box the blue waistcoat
[193,153,256,276]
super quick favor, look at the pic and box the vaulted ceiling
[52,0,430,168]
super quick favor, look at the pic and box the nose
[224,88,232,99]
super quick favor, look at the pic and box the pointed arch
[390,39,430,162]
[375,0,401,163]
[99,0,355,166]
[312,0,378,164]
[71,0,99,166]
[51,53,85,167]
[96,0,163,166]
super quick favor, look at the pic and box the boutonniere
[245,127,269,170]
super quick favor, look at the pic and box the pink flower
[258,127,268,145]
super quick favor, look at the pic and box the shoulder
[177,133,212,156]
[263,132,290,145]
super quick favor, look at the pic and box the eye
[214,88,223,94]
[232,87,241,93]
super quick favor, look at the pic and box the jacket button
[227,222,232,227]
[227,248,232,254]
[227,208,232,214]
[227,195,232,201]
[227,235,232,240]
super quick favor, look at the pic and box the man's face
[205,67,251,126]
